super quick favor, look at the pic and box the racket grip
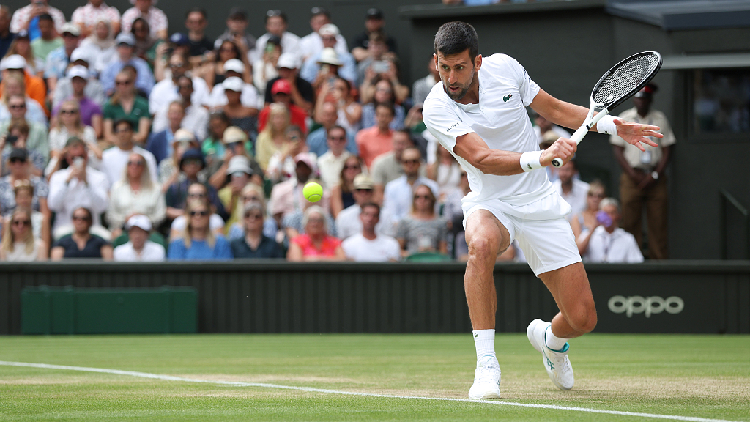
[551,110,609,167]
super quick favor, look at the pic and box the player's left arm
[529,89,662,151]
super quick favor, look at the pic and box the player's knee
[468,236,499,263]
[570,306,597,334]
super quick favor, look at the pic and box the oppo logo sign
[608,295,684,318]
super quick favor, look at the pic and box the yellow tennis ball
[303,182,323,202]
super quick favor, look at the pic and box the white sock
[545,325,569,351]
[473,329,496,360]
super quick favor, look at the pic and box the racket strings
[593,54,661,107]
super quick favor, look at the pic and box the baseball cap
[319,23,339,36]
[115,33,135,46]
[317,48,341,66]
[67,65,88,79]
[170,32,190,46]
[271,78,292,95]
[0,54,26,70]
[295,152,316,170]
[276,53,299,69]
[222,76,243,92]
[353,174,374,190]
[635,83,658,98]
[173,128,196,143]
[222,126,248,144]
[9,148,28,161]
[126,214,152,231]
[70,48,90,64]
[179,148,205,169]
[224,58,244,73]
[226,155,252,176]
[61,22,80,36]
[366,8,384,19]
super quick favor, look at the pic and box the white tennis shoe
[527,319,574,390]
[468,355,502,400]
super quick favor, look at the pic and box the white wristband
[597,115,618,136]
[519,151,543,172]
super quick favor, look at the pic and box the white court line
[0,360,742,422]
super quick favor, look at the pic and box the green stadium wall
[1,261,748,335]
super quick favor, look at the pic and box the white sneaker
[527,319,574,390]
[468,355,502,399]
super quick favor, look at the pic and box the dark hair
[327,125,346,138]
[37,13,53,23]
[114,118,134,131]
[209,111,231,125]
[73,207,93,222]
[434,21,479,64]
[131,17,150,34]
[176,74,193,88]
[374,102,394,117]
[214,40,241,61]
[360,201,380,217]
[185,8,207,19]
[393,128,413,143]
[228,8,246,21]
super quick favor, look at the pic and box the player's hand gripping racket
[551,51,663,167]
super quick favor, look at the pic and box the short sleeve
[512,58,540,107]
[423,97,473,152]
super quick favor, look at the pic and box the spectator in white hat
[50,52,106,127]
[214,77,259,140]
[113,214,166,261]
[298,8,348,62]
[71,0,121,38]
[208,67,261,111]
[0,54,46,114]
[4,30,44,76]
[151,75,208,140]
[301,24,356,84]
[217,154,259,233]
[44,22,82,91]
[262,52,314,114]
[121,0,168,40]
[100,32,155,96]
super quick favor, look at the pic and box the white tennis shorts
[462,191,582,277]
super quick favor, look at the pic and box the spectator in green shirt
[29,14,61,63]
[102,69,151,146]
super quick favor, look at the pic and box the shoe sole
[468,387,502,400]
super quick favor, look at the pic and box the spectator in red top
[258,78,307,134]
[355,102,394,169]
[287,205,345,262]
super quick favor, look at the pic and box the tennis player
[423,21,662,399]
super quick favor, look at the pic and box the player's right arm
[453,132,576,176]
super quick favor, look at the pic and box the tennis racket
[551,51,663,167]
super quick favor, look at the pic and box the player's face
[435,50,481,103]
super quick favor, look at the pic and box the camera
[5,135,18,146]
[372,61,389,74]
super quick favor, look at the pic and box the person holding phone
[577,197,643,263]
[10,0,65,41]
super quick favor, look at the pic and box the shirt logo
[503,94,513,102]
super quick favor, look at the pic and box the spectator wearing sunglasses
[0,120,47,177]
[149,50,210,120]
[50,206,113,260]
[0,207,47,261]
[0,91,48,161]
[0,147,48,215]
[395,184,448,258]
[10,178,49,246]
[48,98,102,171]
[230,202,285,259]
[167,199,232,260]
[227,184,277,241]
[100,33,156,97]
[101,118,158,188]
[381,147,438,235]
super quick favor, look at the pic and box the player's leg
[464,209,510,399]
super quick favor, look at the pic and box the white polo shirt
[342,233,400,262]
[423,53,554,207]
[581,226,644,263]
[552,178,590,217]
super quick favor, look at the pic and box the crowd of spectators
[0,0,653,264]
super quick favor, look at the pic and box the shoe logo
[545,353,554,370]
[474,333,479,338]
[503,94,513,102]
